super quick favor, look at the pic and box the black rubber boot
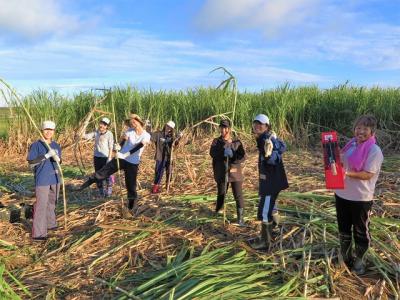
[78,176,96,191]
[128,198,137,210]
[352,243,368,275]
[339,233,353,267]
[250,222,272,250]
[236,208,244,226]
[215,194,224,213]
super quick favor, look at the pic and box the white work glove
[116,152,130,159]
[45,149,57,159]
[114,143,121,151]
[160,137,166,143]
[264,139,273,158]
[224,147,233,158]
[52,154,61,163]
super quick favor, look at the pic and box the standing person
[78,114,151,210]
[150,120,181,194]
[83,117,114,197]
[209,119,246,226]
[249,114,289,250]
[335,115,383,275]
[27,121,61,241]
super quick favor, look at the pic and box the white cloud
[0,27,327,103]
[0,0,82,38]
[196,0,319,36]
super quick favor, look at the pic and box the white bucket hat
[166,120,175,129]
[100,117,111,125]
[253,114,270,125]
[42,120,56,130]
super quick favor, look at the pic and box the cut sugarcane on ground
[0,137,399,300]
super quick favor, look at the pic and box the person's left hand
[264,139,273,157]
[116,152,129,159]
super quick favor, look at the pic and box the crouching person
[249,114,289,250]
[210,119,246,226]
[27,121,61,241]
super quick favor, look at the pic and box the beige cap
[42,120,56,130]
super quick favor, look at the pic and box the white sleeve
[364,146,383,174]
[83,132,96,140]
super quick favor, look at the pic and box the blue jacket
[256,131,289,196]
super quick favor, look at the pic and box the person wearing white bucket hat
[83,117,114,197]
[150,120,182,194]
[27,120,62,241]
[249,114,289,250]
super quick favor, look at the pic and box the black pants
[216,181,244,212]
[257,192,279,222]
[94,156,109,191]
[154,159,170,185]
[335,194,372,258]
[95,158,139,208]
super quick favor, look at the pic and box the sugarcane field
[0,81,399,300]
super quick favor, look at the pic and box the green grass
[1,84,400,147]
[0,107,11,139]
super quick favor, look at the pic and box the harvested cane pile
[0,138,399,300]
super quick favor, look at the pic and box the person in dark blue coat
[27,121,62,241]
[249,114,289,250]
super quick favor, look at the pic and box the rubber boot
[236,208,245,226]
[339,233,353,268]
[352,243,368,275]
[128,198,137,210]
[77,176,96,191]
[215,194,224,213]
[151,184,159,194]
[250,222,272,250]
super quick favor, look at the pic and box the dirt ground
[0,138,399,299]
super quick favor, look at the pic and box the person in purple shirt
[27,121,61,241]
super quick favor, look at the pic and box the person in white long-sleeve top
[83,117,114,197]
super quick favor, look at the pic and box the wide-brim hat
[125,113,144,126]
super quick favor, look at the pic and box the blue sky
[1,0,400,105]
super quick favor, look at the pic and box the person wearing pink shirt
[335,115,383,275]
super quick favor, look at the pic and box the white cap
[253,114,270,125]
[42,120,56,130]
[100,117,111,125]
[166,120,175,129]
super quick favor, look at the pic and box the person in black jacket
[249,114,289,250]
[150,120,182,194]
[210,119,246,226]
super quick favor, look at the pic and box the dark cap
[219,119,231,128]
